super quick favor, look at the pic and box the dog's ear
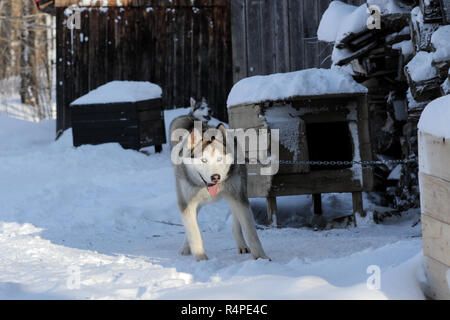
[188,131,196,150]
[216,123,227,145]
[190,97,196,110]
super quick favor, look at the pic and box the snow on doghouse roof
[227,68,368,108]
[70,81,162,106]
[418,95,450,139]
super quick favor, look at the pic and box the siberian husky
[169,97,212,147]
[170,100,270,261]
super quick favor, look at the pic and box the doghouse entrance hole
[306,122,353,171]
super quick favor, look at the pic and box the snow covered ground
[0,109,426,300]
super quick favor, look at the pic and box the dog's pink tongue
[207,184,219,197]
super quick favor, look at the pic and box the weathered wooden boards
[55,0,228,7]
[419,131,450,300]
[230,0,366,83]
[228,93,373,225]
[71,98,166,150]
[56,3,232,132]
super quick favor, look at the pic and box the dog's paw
[179,246,191,256]
[237,246,251,254]
[252,254,272,262]
[194,253,209,262]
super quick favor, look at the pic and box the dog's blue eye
[201,158,208,163]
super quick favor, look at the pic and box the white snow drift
[0,109,425,300]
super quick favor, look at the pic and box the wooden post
[266,197,278,227]
[312,194,322,215]
[352,191,365,227]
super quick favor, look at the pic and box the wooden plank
[422,214,450,268]
[228,92,367,110]
[288,0,304,71]
[260,0,275,75]
[71,110,138,122]
[72,120,138,129]
[302,0,319,69]
[420,173,450,225]
[246,0,263,76]
[71,102,136,113]
[318,0,333,68]
[266,196,278,226]
[228,104,266,129]
[422,255,450,300]
[419,132,450,182]
[55,0,228,7]
[273,0,290,73]
[352,191,365,217]
[248,169,367,198]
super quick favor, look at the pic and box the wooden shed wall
[56,1,232,131]
[231,0,365,83]
[56,0,366,132]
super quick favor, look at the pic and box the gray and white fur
[169,97,212,148]
[170,110,270,262]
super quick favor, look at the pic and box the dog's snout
[211,174,221,183]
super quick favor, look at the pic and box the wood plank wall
[56,0,232,132]
[56,0,365,132]
[231,0,365,83]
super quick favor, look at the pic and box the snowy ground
[0,109,426,300]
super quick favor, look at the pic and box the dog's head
[190,97,212,122]
[182,124,233,197]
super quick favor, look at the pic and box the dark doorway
[306,122,354,171]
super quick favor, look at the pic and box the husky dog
[170,117,270,262]
[169,97,212,148]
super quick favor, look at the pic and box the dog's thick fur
[169,97,211,148]
[170,99,270,261]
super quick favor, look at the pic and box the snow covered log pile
[318,0,450,212]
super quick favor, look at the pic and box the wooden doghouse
[70,81,166,151]
[227,69,374,226]
[418,97,450,300]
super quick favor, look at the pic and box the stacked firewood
[326,0,450,211]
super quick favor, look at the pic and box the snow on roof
[227,68,368,108]
[70,81,162,106]
[418,95,450,138]
[431,25,450,63]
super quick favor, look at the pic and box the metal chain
[276,158,417,167]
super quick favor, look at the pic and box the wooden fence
[230,0,364,83]
[56,0,232,131]
[56,0,365,132]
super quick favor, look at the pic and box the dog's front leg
[232,215,250,254]
[226,196,271,261]
[181,205,208,261]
